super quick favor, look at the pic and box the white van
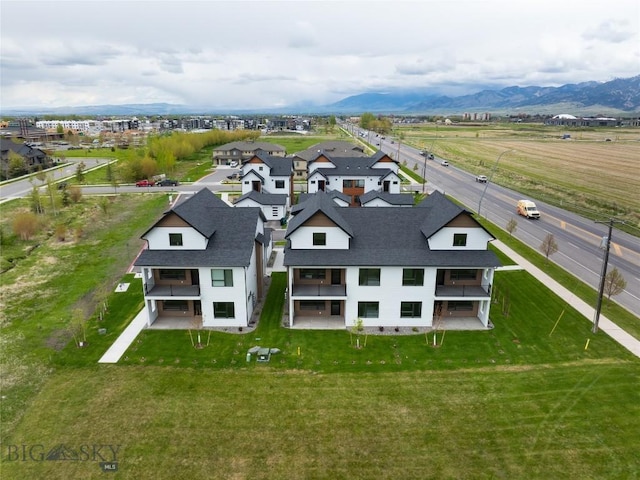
[517,200,540,219]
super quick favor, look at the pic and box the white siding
[200,267,250,327]
[343,266,436,328]
[145,227,208,250]
[288,226,350,249]
[428,227,492,250]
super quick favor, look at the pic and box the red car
[135,179,155,187]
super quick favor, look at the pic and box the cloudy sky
[1,0,638,110]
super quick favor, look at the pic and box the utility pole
[592,218,624,333]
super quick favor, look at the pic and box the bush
[12,212,40,240]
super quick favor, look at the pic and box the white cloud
[0,0,638,109]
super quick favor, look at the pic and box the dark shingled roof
[358,191,415,206]
[293,190,351,214]
[135,189,264,268]
[284,191,500,268]
[248,152,293,177]
[285,192,354,238]
[234,190,288,206]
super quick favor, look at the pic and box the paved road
[373,132,640,317]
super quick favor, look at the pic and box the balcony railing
[291,284,347,297]
[435,284,490,297]
[145,284,200,297]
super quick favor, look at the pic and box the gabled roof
[213,141,285,152]
[358,191,415,206]
[234,190,288,206]
[245,151,292,176]
[285,191,354,238]
[294,141,366,161]
[135,189,264,268]
[292,190,350,214]
[284,191,500,268]
[415,191,479,239]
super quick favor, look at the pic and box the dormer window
[313,232,326,246]
[169,233,183,246]
[453,233,467,247]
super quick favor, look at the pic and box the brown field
[400,124,640,229]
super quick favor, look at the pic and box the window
[211,269,233,287]
[401,302,422,317]
[159,269,186,280]
[214,302,235,318]
[359,268,380,286]
[163,300,188,311]
[447,301,474,312]
[299,269,326,280]
[275,180,285,189]
[402,269,424,286]
[343,179,365,188]
[453,233,467,246]
[450,270,477,281]
[358,302,379,318]
[169,233,183,246]
[313,232,326,246]
[300,300,326,311]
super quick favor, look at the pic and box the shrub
[12,212,39,240]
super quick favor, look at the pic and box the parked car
[475,175,488,183]
[156,179,179,187]
[441,160,449,167]
[135,179,155,187]
[226,171,241,180]
[229,161,239,167]
[428,154,434,160]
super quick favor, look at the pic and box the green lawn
[2,131,640,478]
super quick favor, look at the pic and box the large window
[299,300,326,311]
[169,233,183,246]
[447,301,474,312]
[402,269,424,286]
[453,233,468,246]
[275,180,285,189]
[211,269,233,287]
[213,302,235,318]
[343,179,365,188]
[313,232,326,246]
[358,302,379,318]
[450,269,477,281]
[359,268,380,286]
[163,300,189,311]
[300,269,326,280]
[159,269,186,280]
[401,302,422,317]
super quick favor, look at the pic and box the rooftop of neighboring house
[358,190,415,206]
[233,190,288,206]
[213,141,285,153]
[243,151,293,176]
[283,191,500,268]
[293,140,366,161]
[135,188,267,268]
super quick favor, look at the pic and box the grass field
[399,123,640,230]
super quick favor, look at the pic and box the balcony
[435,284,490,298]
[291,284,347,297]
[145,284,201,297]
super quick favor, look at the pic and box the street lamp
[477,149,514,217]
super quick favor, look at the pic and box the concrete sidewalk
[98,308,148,363]
[492,240,640,358]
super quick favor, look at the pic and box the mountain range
[3,75,639,116]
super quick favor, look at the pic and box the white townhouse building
[306,150,404,206]
[134,189,271,328]
[283,191,501,329]
[212,141,286,166]
[236,151,294,210]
